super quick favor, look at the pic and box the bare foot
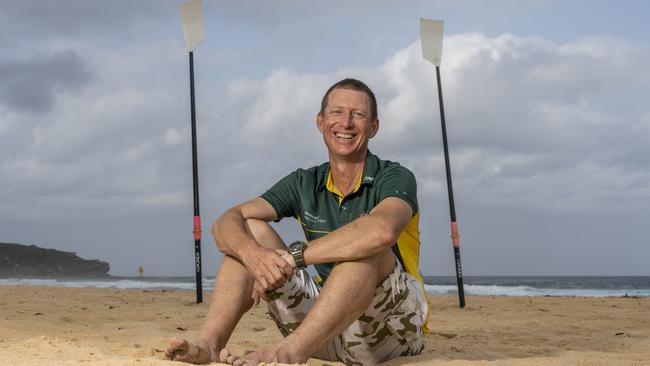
[225,341,307,365]
[164,337,218,364]
[219,348,253,366]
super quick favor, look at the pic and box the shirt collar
[359,150,379,187]
[317,150,379,192]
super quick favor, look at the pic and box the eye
[329,109,343,116]
[352,111,367,119]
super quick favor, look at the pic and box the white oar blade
[178,0,204,52]
[420,18,443,66]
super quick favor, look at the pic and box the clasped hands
[240,246,297,305]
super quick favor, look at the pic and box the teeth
[335,133,354,139]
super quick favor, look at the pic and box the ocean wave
[424,284,650,297]
[0,278,215,291]
[2,278,649,297]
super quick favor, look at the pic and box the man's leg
[235,248,396,364]
[164,219,287,363]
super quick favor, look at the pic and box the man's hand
[250,249,298,305]
[251,280,265,306]
[240,245,294,292]
[276,248,296,268]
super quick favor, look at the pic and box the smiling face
[317,87,379,161]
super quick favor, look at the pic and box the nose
[342,111,354,127]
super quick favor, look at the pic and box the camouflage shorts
[266,261,428,365]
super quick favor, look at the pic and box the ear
[316,112,324,134]
[369,118,379,139]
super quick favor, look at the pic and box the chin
[324,138,366,157]
[331,147,365,159]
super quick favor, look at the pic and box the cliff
[0,242,110,278]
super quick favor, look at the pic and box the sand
[1,285,649,365]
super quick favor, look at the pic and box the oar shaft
[189,51,203,304]
[435,66,465,308]
[435,66,456,221]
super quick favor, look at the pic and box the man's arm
[303,197,413,265]
[212,197,294,291]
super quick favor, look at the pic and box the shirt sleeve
[374,165,418,216]
[260,170,300,221]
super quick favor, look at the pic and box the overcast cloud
[1,1,649,276]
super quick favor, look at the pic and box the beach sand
[1,285,649,365]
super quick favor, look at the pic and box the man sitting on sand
[165,78,429,365]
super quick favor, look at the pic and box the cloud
[2,29,649,275]
[0,1,171,41]
[226,33,650,213]
[0,42,189,221]
[373,34,650,211]
[4,34,649,217]
[0,50,91,113]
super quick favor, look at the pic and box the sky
[1,0,649,277]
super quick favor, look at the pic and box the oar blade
[420,18,444,66]
[178,0,205,52]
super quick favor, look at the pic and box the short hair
[320,78,378,122]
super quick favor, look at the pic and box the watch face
[290,241,306,251]
[289,241,306,269]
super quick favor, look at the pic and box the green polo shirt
[260,150,423,286]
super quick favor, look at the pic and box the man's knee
[332,248,396,286]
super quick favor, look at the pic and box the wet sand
[1,285,649,365]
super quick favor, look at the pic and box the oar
[178,0,205,304]
[420,18,466,308]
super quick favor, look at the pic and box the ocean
[422,276,650,298]
[1,276,649,297]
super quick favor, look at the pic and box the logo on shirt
[303,210,327,224]
[363,176,375,182]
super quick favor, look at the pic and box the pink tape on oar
[193,216,202,241]
[450,221,460,248]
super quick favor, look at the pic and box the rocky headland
[0,242,110,278]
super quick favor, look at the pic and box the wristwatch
[288,241,308,270]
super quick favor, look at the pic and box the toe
[233,359,252,366]
[219,348,232,362]
[226,354,239,364]
[164,338,189,359]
